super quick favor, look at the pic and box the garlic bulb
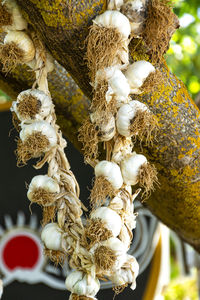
[124,212,137,230]
[2,0,27,31]
[27,175,60,202]
[95,67,130,105]
[116,100,148,136]
[41,222,63,251]
[109,195,124,211]
[20,121,57,148]
[91,207,122,237]
[125,0,144,11]
[121,152,147,185]
[121,0,147,35]
[90,111,116,141]
[109,254,139,289]
[90,237,127,271]
[11,89,52,122]
[65,271,100,297]
[4,31,35,63]
[112,136,133,164]
[95,160,123,190]
[108,69,130,103]
[125,60,155,93]
[94,10,131,39]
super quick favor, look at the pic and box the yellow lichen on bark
[134,63,200,250]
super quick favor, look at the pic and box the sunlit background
[167,0,200,101]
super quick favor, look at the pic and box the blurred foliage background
[167,0,200,101]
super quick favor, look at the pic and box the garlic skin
[109,195,124,211]
[68,295,97,300]
[95,67,130,104]
[2,0,27,31]
[95,161,123,190]
[20,121,57,148]
[109,254,139,289]
[119,225,132,249]
[65,271,100,297]
[11,89,52,122]
[121,0,146,35]
[41,223,63,251]
[90,237,127,270]
[108,69,130,103]
[94,10,131,39]
[27,175,60,202]
[90,111,116,141]
[4,31,35,63]
[91,207,122,237]
[107,0,124,10]
[121,152,147,185]
[126,0,144,11]
[26,52,54,73]
[112,142,133,164]
[125,61,155,93]
[116,100,148,136]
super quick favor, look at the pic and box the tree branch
[1,0,199,252]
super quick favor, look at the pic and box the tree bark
[1,0,200,252]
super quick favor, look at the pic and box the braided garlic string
[78,0,161,297]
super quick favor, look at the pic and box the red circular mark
[2,235,40,270]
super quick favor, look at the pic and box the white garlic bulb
[91,207,122,237]
[94,10,131,39]
[109,195,124,211]
[27,175,60,202]
[125,61,155,93]
[125,212,137,231]
[90,237,127,271]
[112,137,133,164]
[95,160,123,190]
[41,223,63,251]
[121,152,147,185]
[4,31,35,63]
[126,0,144,11]
[90,111,116,141]
[108,69,130,103]
[65,271,100,297]
[11,89,52,122]
[121,0,146,35]
[116,100,148,136]
[20,120,57,149]
[2,0,27,31]
[109,254,139,289]
[95,67,130,105]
